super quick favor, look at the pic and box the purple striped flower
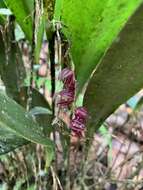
[57,89,74,107]
[70,107,87,137]
[57,68,75,108]
[59,68,75,91]
[57,69,88,138]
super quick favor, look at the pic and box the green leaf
[54,0,63,21]
[61,0,143,92]
[35,11,45,64]
[4,0,33,41]
[84,4,143,137]
[4,0,45,63]
[0,19,26,102]
[0,125,28,154]
[0,91,54,155]
[29,106,52,116]
[17,87,53,135]
[0,1,7,24]
[0,0,6,8]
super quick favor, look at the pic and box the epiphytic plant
[0,0,143,189]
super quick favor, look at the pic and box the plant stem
[49,32,55,116]
[26,0,36,111]
[48,27,58,172]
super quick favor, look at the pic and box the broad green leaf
[54,0,63,21]
[19,87,51,109]
[84,5,143,137]
[61,0,143,93]
[0,20,26,102]
[0,0,6,8]
[18,87,52,134]
[29,106,52,116]
[0,91,54,155]
[0,125,28,154]
[0,27,5,76]
[4,0,44,63]
[4,0,33,41]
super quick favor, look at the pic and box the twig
[50,166,63,190]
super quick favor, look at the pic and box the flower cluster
[57,68,87,137]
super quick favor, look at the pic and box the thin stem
[49,28,58,171]
[49,31,56,115]
[65,141,71,190]
[26,0,36,111]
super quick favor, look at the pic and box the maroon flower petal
[70,107,88,137]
